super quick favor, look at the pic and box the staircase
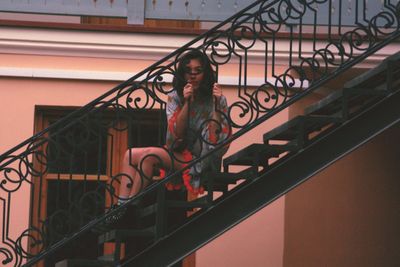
[65,51,399,267]
[1,1,400,267]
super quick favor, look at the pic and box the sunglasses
[184,67,204,75]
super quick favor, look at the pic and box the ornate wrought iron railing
[1,0,400,266]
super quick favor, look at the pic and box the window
[30,106,164,266]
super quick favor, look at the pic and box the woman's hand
[175,83,193,139]
[213,83,222,101]
[210,83,223,143]
[183,83,194,103]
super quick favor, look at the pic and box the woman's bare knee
[124,147,150,166]
[138,147,168,169]
[123,147,165,170]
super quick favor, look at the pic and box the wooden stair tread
[138,204,158,218]
[223,143,292,167]
[307,52,400,117]
[97,254,115,262]
[168,195,210,208]
[344,51,400,89]
[263,115,338,142]
[197,169,256,189]
[55,259,113,267]
[98,227,155,243]
[305,89,344,116]
[306,82,398,118]
[212,170,252,183]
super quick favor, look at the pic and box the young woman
[116,50,231,207]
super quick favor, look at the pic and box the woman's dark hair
[173,50,215,100]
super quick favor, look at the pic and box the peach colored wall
[3,20,399,267]
[196,88,287,267]
[282,71,400,266]
[283,124,400,267]
[0,78,117,150]
[0,76,287,267]
[0,41,288,265]
[0,77,117,264]
[0,54,154,72]
[197,197,285,267]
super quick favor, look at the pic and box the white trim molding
[0,67,308,88]
[1,26,398,67]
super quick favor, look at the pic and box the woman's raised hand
[213,83,222,100]
[183,83,194,103]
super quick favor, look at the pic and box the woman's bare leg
[118,147,186,201]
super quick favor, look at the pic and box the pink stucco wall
[0,77,116,263]
[196,89,287,267]
[0,51,287,266]
[2,18,399,267]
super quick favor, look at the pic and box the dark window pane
[46,180,106,242]
[45,180,106,265]
[47,117,108,175]
[128,109,166,147]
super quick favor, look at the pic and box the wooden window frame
[30,105,195,267]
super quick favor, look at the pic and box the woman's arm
[175,99,190,139]
[175,83,193,139]
[209,83,226,143]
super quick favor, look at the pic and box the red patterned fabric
[164,90,231,195]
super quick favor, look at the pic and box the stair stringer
[122,89,400,267]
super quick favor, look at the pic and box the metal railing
[0,0,400,266]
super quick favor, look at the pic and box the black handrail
[0,1,399,266]
[0,0,266,165]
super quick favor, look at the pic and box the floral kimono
[164,90,231,194]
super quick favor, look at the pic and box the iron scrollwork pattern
[0,0,400,265]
